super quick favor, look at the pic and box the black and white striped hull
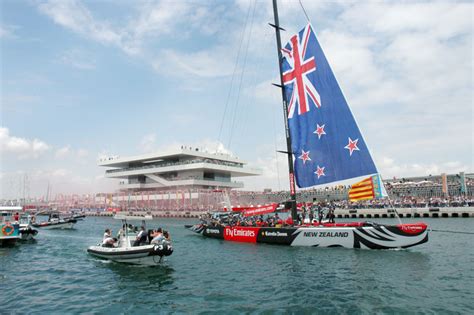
[186,223,428,249]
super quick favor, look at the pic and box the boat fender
[2,223,14,236]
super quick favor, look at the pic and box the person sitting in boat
[133,226,148,246]
[103,228,112,242]
[150,228,164,244]
[163,230,171,241]
[285,215,294,226]
[102,229,116,247]
[13,212,20,222]
[103,237,117,247]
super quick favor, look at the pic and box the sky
[0,0,472,199]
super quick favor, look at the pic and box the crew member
[150,228,164,244]
[134,226,148,246]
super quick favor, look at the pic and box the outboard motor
[154,241,173,257]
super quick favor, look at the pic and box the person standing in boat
[308,207,314,224]
[134,226,148,246]
[318,205,325,225]
[301,203,307,223]
[328,204,336,223]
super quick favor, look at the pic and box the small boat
[32,213,77,230]
[1,209,21,246]
[19,224,38,241]
[87,214,173,265]
[63,213,86,221]
[18,215,38,241]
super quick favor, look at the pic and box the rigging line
[378,174,403,224]
[298,0,311,23]
[216,1,253,149]
[236,28,272,149]
[273,89,282,191]
[227,0,257,150]
[430,229,474,235]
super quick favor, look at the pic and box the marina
[1,216,473,313]
[1,0,473,313]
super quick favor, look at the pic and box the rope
[298,0,311,23]
[430,229,474,235]
[228,0,257,149]
[217,1,253,148]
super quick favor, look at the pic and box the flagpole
[271,0,298,222]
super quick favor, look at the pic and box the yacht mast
[271,0,298,221]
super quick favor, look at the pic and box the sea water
[1,217,473,314]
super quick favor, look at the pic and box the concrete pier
[335,207,474,219]
[85,207,474,219]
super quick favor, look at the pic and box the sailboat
[186,0,428,249]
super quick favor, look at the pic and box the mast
[271,0,298,221]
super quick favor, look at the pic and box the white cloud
[153,48,236,78]
[38,0,123,50]
[59,49,96,70]
[0,127,50,159]
[0,24,18,38]
[139,133,156,153]
[77,148,88,158]
[129,1,193,39]
[192,139,234,156]
[51,168,71,177]
[36,1,255,78]
[55,145,71,159]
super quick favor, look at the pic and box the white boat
[87,215,172,265]
[0,207,36,243]
[32,214,77,230]
[1,208,21,246]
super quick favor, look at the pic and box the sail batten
[281,24,378,188]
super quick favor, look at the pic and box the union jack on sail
[282,25,321,118]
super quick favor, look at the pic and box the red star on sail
[344,137,360,156]
[313,124,326,139]
[315,165,325,179]
[298,149,311,164]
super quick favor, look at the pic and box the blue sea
[1,217,473,314]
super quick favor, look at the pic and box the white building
[98,147,261,191]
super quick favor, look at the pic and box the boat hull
[1,223,20,246]
[32,221,75,230]
[87,244,171,266]
[186,223,428,249]
[0,235,20,246]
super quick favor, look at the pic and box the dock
[84,207,474,219]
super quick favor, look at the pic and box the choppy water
[1,217,473,314]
